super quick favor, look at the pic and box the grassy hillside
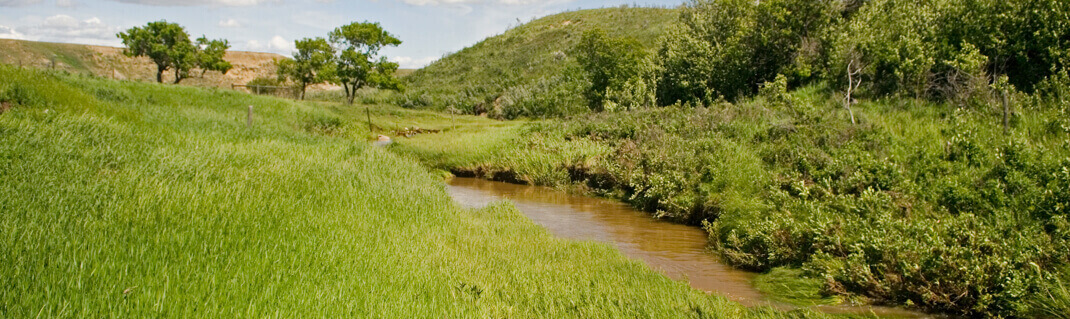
[0,65,835,318]
[0,39,282,89]
[400,6,678,117]
[390,83,1070,317]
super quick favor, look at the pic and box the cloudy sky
[0,0,684,68]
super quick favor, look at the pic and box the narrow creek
[446,177,942,318]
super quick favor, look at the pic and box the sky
[0,0,685,69]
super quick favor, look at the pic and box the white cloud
[56,0,77,7]
[218,18,242,28]
[268,35,293,54]
[244,39,263,50]
[0,0,43,6]
[242,37,292,56]
[390,56,438,69]
[19,15,122,46]
[109,0,280,6]
[0,25,26,39]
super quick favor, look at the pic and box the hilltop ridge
[0,39,284,89]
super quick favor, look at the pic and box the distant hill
[0,39,284,89]
[403,6,679,116]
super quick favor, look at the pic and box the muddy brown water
[447,177,943,318]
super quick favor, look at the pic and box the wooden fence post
[247,105,254,128]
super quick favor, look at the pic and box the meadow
[0,65,834,318]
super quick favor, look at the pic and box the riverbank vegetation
[0,65,833,317]
[393,81,1070,317]
[387,0,1070,317]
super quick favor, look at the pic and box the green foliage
[117,21,230,84]
[329,22,403,104]
[754,267,839,306]
[1029,266,1070,318]
[828,0,1070,100]
[194,36,232,77]
[574,29,653,111]
[275,37,335,100]
[397,83,1070,317]
[117,20,194,83]
[657,0,838,105]
[402,7,678,118]
[246,76,281,96]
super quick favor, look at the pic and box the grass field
[0,65,846,317]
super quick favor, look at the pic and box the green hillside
[401,6,678,117]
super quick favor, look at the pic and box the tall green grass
[0,65,832,317]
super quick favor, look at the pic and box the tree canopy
[117,21,231,84]
[574,29,651,111]
[276,37,335,100]
[274,22,403,102]
[329,22,403,104]
[195,36,233,78]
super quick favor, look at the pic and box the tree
[117,21,192,83]
[195,36,232,78]
[276,37,335,100]
[328,22,402,104]
[169,39,198,84]
[656,0,837,105]
[118,21,231,84]
[574,28,649,111]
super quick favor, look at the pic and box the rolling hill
[0,38,283,89]
[401,6,679,116]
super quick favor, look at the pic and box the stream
[446,177,942,318]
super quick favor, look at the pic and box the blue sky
[0,0,684,68]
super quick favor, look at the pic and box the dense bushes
[434,86,1070,316]
[657,0,837,104]
[659,0,1070,105]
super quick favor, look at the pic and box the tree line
[274,22,402,102]
[576,0,1070,112]
[118,21,232,84]
[115,20,403,103]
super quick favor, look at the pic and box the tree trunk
[174,69,183,84]
[845,60,859,125]
[348,82,364,105]
[343,83,353,105]
[156,65,166,83]
[300,83,307,100]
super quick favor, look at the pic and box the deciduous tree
[118,22,231,84]
[329,22,402,104]
[117,21,191,83]
[574,29,649,111]
[276,37,335,100]
[195,36,232,78]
